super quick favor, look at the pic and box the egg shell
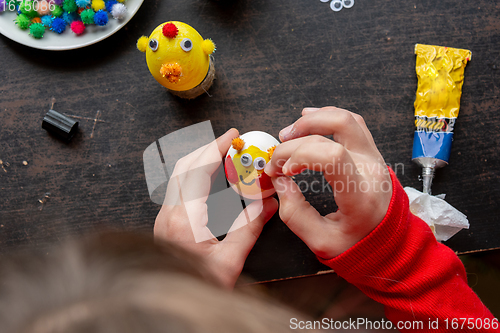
[225,131,279,200]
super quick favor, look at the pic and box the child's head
[0,233,300,333]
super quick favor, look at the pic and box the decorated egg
[137,21,216,99]
[224,131,279,200]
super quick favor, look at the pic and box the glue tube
[412,44,472,194]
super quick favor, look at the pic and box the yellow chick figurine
[225,131,279,200]
[137,21,216,99]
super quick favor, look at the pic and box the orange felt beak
[160,63,182,83]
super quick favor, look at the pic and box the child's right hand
[264,107,393,260]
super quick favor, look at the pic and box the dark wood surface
[1,0,499,282]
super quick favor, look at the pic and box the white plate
[0,0,144,51]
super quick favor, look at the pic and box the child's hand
[264,107,392,260]
[154,128,278,289]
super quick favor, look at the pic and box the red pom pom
[71,21,85,35]
[162,22,178,38]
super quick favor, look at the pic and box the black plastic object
[42,109,79,141]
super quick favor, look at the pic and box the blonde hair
[0,233,309,333]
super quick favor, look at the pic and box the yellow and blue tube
[412,44,472,194]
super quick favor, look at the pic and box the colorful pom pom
[74,0,89,8]
[20,0,38,18]
[79,8,94,24]
[63,11,78,24]
[62,0,76,13]
[110,3,126,20]
[51,5,63,16]
[91,0,104,11]
[70,20,85,35]
[36,0,51,15]
[137,36,148,53]
[231,138,245,151]
[9,0,123,39]
[15,13,31,29]
[201,39,216,55]
[29,22,45,38]
[267,145,276,159]
[104,0,116,12]
[50,17,66,33]
[162,22,178,38]
[93,9,107,26]
[41,15,54,27]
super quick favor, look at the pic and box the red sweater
[318,169,498,332]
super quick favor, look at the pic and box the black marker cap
[42,109,79,141]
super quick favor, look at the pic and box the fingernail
[281,160,289,175]
[279,124,294,141]
[227,128,238,136]
[264,163,271,176]
[303,107,320,113]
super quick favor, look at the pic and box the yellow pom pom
[137,36,148,53]
[232,137,245,151]
[116,0,124,2]
[201,39,216,55]
[91,0,105,11]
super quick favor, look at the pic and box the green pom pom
[15,13,31,30]
[62,0,77,13]
[19,0,38,18]
[51,5,63,17]
[29,22,45,39]
[80,8,95,25]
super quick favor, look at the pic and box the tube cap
[42,109,79,141]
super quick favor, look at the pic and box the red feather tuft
[256,173,274,191]
[162,23,178,38]
[224,156,239,184]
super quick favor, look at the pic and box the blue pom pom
[105,0,117,12]
[51,17,66,34]
[75,0,90,7]
[62,12,78,24]
[41,15,54,27]
[93,10,108,26]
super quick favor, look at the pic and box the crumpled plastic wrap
[404,187,469,242]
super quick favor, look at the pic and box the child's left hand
[154,128,278,289]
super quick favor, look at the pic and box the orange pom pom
[160,63,182,83]
[267,145,276,159]
[231,137,245,151]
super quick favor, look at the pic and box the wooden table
[1,0,499,282]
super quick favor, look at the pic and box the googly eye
[342,0,354,8]
[330,0,343,11]
[149,38,159,51]
[240,154,252,167]
[253,157,266,170]
[180,38,193,52]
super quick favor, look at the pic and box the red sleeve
[318,168,498,332]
